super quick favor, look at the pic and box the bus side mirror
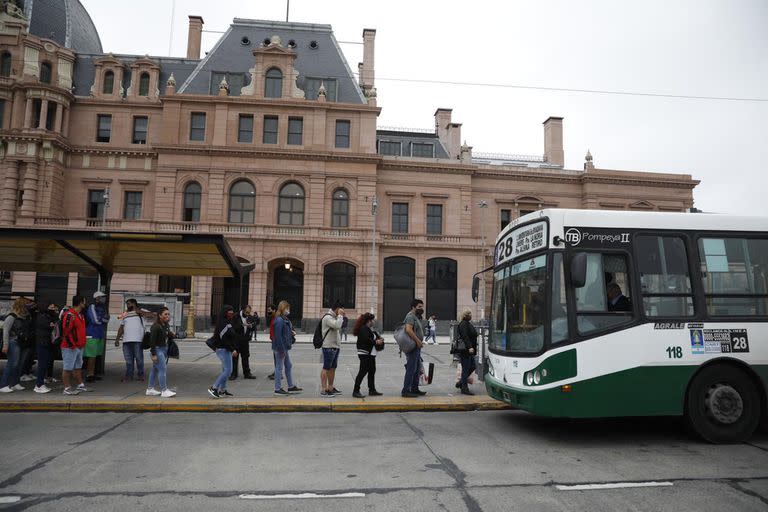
[471,276,480,303]
[570,252,587,288]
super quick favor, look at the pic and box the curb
[0,398,513,414]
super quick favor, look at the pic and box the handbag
[205,336,217,351]
[138,314,151,350]
[393,323,416,354]
[167,339,180,359]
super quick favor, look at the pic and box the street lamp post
[97,187,110,291]
[477,200,488,321]
[370,196,378,315]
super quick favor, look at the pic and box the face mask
[285,309,290,316]
[415,308,424,317]
[127,305,135,311]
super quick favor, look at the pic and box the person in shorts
[84,291,109,382]
[320,301,345,396]
[60,295,89,395]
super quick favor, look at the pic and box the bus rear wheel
[686,365,761,444]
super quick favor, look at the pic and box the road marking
[556,481,674,491]
[239,492,365,500]
[0,497,21,503]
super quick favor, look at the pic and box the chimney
[360,29,376,95]
[187,16,204,59]
[543,116,564,167]
[435,108,462,159]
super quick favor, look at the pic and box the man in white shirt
[114,299,152,381]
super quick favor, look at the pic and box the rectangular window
[392,202,409,234]
[132,116,148,144]
[551,253,569,343]
[426,204,443,235]
[698,237,768,317]
[0,100,4,129]
[411,142,434,157]
[500,209,511,231]
[288,117,303,145]
[96,114,111,143]
[378,140,402,156]
[636,236,694,317]
[123,191,142,220]
[189,112,206,141]
[237,114,253,143]
[45,103,56,131]
[31,99,42,128]
[575,253,634,334]
[210,72,245,96]
[304,78,338,101]
[87,190,105,219]
[263,115,278,144]
[335,120,350,148]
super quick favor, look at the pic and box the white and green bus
[479,209,767,443]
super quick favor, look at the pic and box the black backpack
[9,313,34,347]
[312,314,332,349]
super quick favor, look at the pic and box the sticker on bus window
[690,329,749,354]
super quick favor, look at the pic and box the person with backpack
[352,313,384,398]
[16,300,38,384]
[319,300,345,396]
[0,298,33,393]
[230,305,255,380]
[146,307,176,398]
[115,299,152,382]
[272,300,302,395]
[60,295,89,395]
[265,304,276,381]
[454,309,478,395]
[32,301,59,394]
[84,291,110,383]
[208,305,241,398]
[401,299,427,398]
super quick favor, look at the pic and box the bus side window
[575,253,634,335]
[636,235,694,317]
[551,253,568,343]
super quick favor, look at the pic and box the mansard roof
[376,129,450,159]
[21,0,103,54]
[177,18,365,104]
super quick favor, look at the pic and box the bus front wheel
[686,365,761,444]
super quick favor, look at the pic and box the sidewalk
[0,336,510,413]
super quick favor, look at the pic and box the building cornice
[69,145,156,157]
[158,94,381,114]
[152,144,382,165]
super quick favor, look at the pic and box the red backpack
[269,316,275,341]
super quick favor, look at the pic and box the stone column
[0,160,19,225]
[54,102,63,133]
[38,100,48,129]
[23,98,33,128]
[19,160,38,217]
[62,107,70,137]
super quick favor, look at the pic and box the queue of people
[1,294,483,400]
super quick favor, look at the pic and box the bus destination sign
[495,221,548,265]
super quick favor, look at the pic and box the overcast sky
[81,0,768,216]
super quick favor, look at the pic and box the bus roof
[497,209,767,246]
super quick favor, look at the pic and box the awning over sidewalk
[0,229,245,277]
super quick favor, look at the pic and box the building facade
[0,1,699,330]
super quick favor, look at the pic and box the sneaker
[221,390,233,397]
[63,387,81,395]
[401,392,419,398]
[287,386,302,393]
[160,389,177,398]
[34,385,52,394]
[320,390,334,397]
[368,390,383,396]
[243,374,256,380]
[20,374,35,382]
[352,391,365,398]
[45,377,59,384]
[415,390,427,396]
[0,386,13,393]
[208,387,220,399]
[455,382,461,389]
[146,388,162,396]
[268,372,275,380]
[274,388,289,395]
[331,387,342,395]
[76,384,93,392]
[12,384,25,391]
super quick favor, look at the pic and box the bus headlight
[533,370,541,385]
[526,372,534,386]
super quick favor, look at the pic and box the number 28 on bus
[474,209,767,443]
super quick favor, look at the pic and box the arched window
[0,52,11,77]
[39,61,52,84]
[102,70,114,94]
[264,67,282,98]
[278,182,305,225]
[323,262,356,308]
[138,72,150,96]
[331,189,349,228]
[228,180,255,224]
[183,182,202,222]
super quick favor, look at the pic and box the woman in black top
[208,305,240,398]
[33,301,58,393]
[352,313,383,398]
[147,307,176,398]
[456,309,479,395]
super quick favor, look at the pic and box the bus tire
[685,364,761,444]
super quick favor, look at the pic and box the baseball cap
[93,291,107,299]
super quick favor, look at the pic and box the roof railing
[377,125,435,134]
[472,152,547,163]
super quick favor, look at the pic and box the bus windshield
[490,254,547,353]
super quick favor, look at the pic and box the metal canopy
[0,229,245,278]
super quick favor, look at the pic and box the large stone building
[0,1,698,330]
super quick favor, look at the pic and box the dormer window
[39,61,52,84]
[411,142,434,158]
[265,68,282,98]
[102,70,114,94]
[138,72,150,96]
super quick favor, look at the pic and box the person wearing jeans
[208,305,240,399]
[33,302,59,394]
[0,298,31,393]
[401,299,427,398]
[115,299,151,381]
[147,307,176,398]
[271,300,302,395]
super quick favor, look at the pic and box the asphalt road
[0,411,766,511]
